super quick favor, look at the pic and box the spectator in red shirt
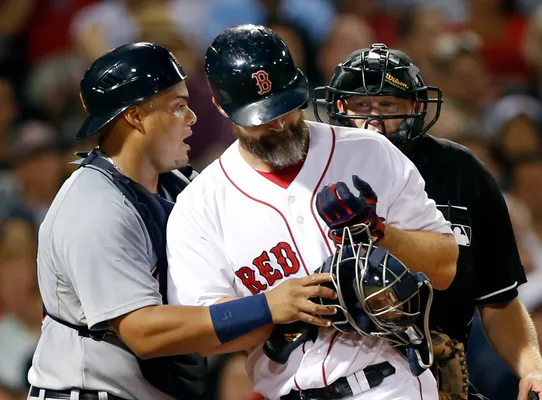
[466,0,532,89]
[25,0,97,66]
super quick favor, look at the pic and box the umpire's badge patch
[451,224,471,247]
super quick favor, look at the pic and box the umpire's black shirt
[409,134,527,344]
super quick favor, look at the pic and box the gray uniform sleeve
[56,195,162,329]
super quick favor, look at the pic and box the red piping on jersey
[322,330,340,386]
[417,376,424,399]
[310,126,336,256]
[219,159,310,276]
[292,341,308,391]
[294,376,301,391]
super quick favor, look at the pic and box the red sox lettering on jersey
[236,242,300,294]
[251,70,272,95]
[167,120,450,400]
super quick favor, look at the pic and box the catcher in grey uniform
[27,42,337,400]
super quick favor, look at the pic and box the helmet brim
[223,69,309,127]
[75,105,131,140]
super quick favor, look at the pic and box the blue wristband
[210,293,273,344]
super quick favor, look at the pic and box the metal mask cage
[326,224,434,361]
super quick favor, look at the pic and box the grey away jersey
[28,165,172,400]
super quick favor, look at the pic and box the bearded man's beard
[234,113,309,169]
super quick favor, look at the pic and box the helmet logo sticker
[251,70,272,95]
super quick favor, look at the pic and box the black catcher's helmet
[77,42,187,140]
[205,24,309,127]
[313,43,442,147]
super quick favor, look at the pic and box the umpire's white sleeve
[166,193,236,307]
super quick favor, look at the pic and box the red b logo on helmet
[251,70,272,95]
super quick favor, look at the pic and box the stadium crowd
[0,0,542,399]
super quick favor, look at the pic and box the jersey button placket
[286,193,304,223]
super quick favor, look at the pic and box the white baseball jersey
[167,120,451,400]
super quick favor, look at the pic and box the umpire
[28,42,336,400]
[315,43,542,399]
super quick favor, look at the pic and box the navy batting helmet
[77,42,187,140]
[313,44,442,147]
[204,24,309,127]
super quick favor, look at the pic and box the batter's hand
[518,372,542,400]
[265,274,337,327]
[316,175,385,245]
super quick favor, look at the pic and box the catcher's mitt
[430,331,469,400]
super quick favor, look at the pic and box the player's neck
[113,155,160,193]
[101,144,159,193]
[238,146,281,172]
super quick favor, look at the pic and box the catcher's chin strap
[399,276,434,376]
[399,329,434,376]
[396,276,434,376]
[390,309,433,376]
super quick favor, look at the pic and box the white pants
[342,368,437,400]
[278,368,437,400]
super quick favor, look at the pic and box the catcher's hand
[430,331,469,400]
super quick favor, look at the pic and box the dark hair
[396,8,419,39]
[511,152,542,171]
[266,18,322,86]
[455,133,512,183]
[509,151,542,191]
[500,0,520,14]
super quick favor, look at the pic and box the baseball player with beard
[166,25,459,400]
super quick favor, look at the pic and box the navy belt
[30,386,128,400]
[281,361,396,400]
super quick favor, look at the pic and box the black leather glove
[263,321,319,364]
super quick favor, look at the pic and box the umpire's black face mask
[336,95,416,137]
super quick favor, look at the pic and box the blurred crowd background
[1,0,542,399]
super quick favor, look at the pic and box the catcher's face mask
[316,224,434,372]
